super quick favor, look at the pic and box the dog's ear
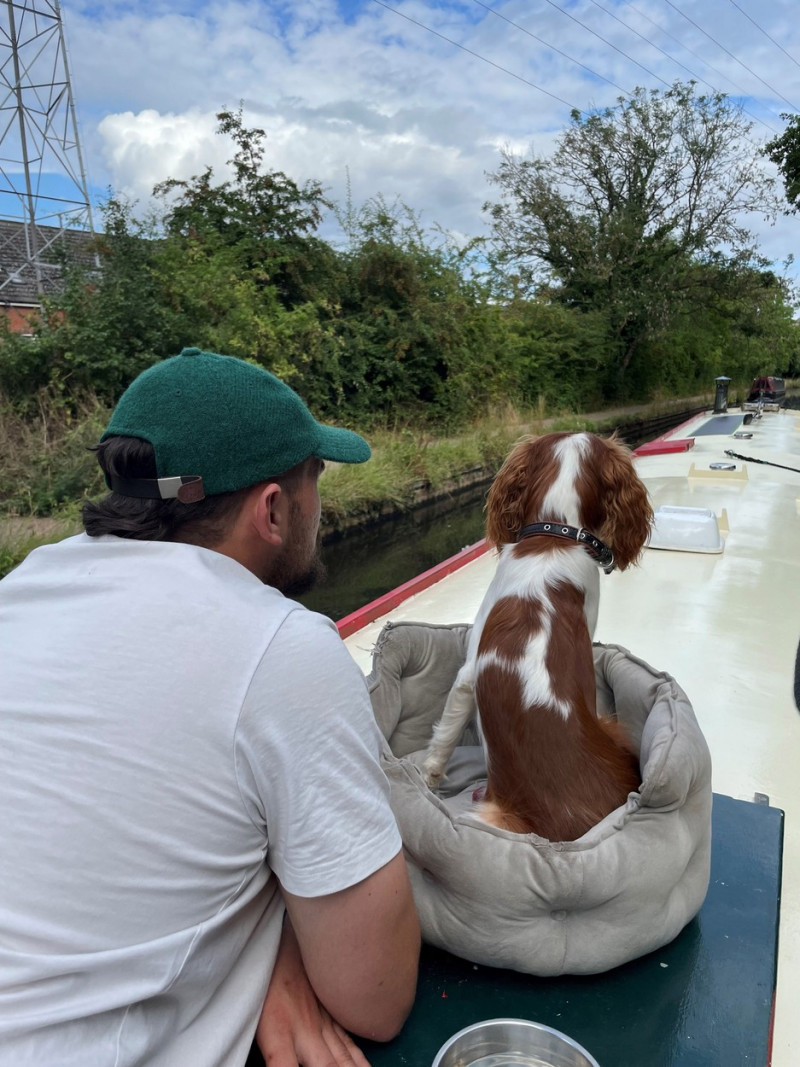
[597,434,654,570]
[485,436,541,546]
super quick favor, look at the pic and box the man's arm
[283,851,420,1042]
[257,917,371,1066]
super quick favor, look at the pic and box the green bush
[0,392,108,515]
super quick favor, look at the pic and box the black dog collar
[516,522,616,574]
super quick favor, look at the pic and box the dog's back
[422,432,651,841]
[475,538,639,839]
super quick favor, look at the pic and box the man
[0,348,420,1066]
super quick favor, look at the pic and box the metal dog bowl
[431,1018,601,1067]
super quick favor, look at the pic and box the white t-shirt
[0,535,401,1067]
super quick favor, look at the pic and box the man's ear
[250,482,285,546]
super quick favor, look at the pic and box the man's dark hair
[82,437,253,547]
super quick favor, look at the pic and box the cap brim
[315,424,371,464]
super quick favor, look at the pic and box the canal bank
[0,389,775,582]
[318,397,710,545]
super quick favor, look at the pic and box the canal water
[297,486,489,622]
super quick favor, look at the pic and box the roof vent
[647,505,726,554]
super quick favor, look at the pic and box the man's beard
[267,505,327,596]
[273,546,326,597]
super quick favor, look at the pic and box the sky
[12,0,800,277]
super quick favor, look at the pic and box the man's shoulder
[5,533,302,630]
[259,603,353,676]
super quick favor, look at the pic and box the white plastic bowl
[431,1018,601,1067]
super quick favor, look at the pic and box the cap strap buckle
[109,475,205,503]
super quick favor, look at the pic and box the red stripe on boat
[634,437,695,456]
[634,412,700,456]
[336,539,489,639]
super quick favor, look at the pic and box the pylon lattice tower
[0,0,94,300]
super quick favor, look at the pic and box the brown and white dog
[421,432,654,841]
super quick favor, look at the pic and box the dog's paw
[421,758,444,791]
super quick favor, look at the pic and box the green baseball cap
[101,347,370,500]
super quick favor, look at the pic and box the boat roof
[342,406,800,1066]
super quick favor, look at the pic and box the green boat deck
[250,793,783,1067]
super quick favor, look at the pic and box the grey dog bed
[366,621,713,976]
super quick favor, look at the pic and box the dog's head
[485,432,654,570]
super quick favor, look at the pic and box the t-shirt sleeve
[234,607,402,897]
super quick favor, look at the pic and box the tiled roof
[0,220,98,307]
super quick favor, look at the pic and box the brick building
[0,220,97,333]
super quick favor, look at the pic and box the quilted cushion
[366,621,712,976]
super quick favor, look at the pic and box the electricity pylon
[0,0,95,301]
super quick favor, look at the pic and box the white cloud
[97,109,224,202]
[53,0,800,270]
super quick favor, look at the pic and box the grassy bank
[0,387,721,580]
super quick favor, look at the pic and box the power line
[589,0,782,134]
[373,0,786,144]
[478,0,781,137]
[725,0,800,77]
[620,0,778,109]
[530,0,673,90]
[470,0,629,95]
[658,0,800,113]
[587,0,711,89]
[369,0,578,110]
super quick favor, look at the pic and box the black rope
[724,450,800,474]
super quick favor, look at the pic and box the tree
[764,114,800,210]
[154,108,335,310]
[646,258,797,392]
[148,109,347,393]
[486,82,781,397]
[0,198,174,405]
[325,196,500,424]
